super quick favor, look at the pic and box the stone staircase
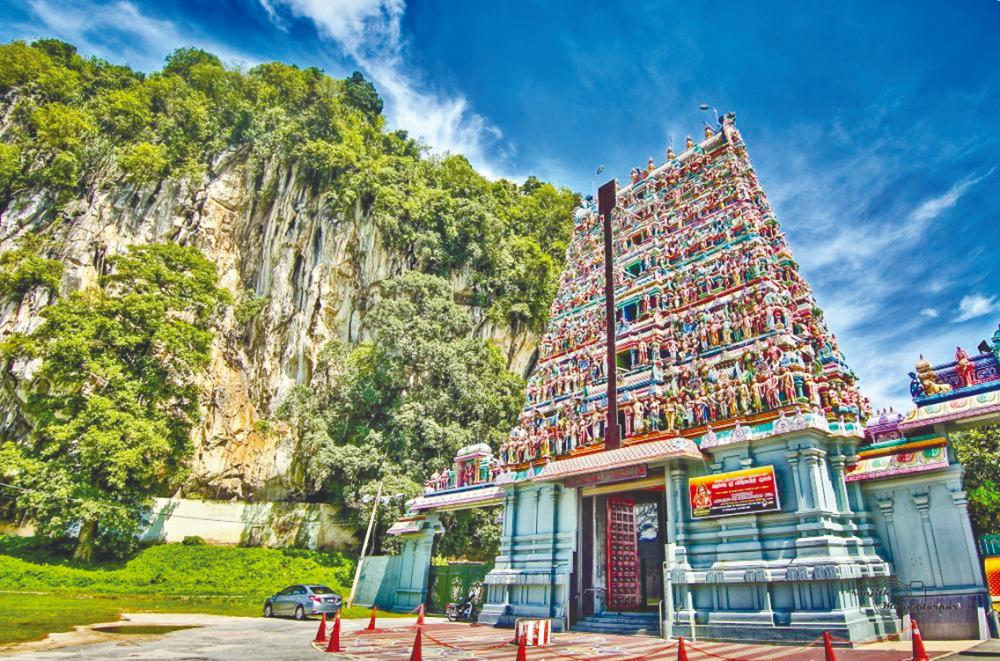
[572,611,660,635]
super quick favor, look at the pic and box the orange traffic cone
[677,636,689,661]
[325,612,342,653]
[516,633,527,661]
[313,612,328,643]
[911,619,930,661]
[409,626,423,661]
[367,607,377,632]
[416,603,425,626]
[823,631,836,661]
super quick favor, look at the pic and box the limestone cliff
[0,147,539,499]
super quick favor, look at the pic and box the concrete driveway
[0,612,988,660]
[0,612,422,660]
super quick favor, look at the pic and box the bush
[180,535,207,546]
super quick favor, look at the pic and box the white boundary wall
[139,497,357,550]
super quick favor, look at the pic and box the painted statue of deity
[915,354,952,396]
[955,346,976,388]
[633,398,645,435]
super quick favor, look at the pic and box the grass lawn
[0,591,406,646]
[0,537,407,647]
[0,592,253,645]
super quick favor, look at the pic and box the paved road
[1,612,990,660]
[941,639,1000,659]
[0,612,396,660]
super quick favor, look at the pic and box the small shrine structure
[370,115,995,643]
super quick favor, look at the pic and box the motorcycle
[445,582,482,622]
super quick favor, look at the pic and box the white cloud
[750,112,995,414]
[955,293,999,323]
[261,0,511,179]
[22,0,257,71]
[904,165,996,238]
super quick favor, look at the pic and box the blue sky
[2,0,999,411]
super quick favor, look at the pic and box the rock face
[0,148,538,499]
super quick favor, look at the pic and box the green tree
[0,40,52,92]
[31,103,96,154]
[278,272,524,547]
[342,71,383,119]
[0,243,230,560]
[95,88,153,139]
[119,142,169,184]
[0,143,20,198]
[0,238,64,302]
[436,509,501,561]
[951,425,1000,537]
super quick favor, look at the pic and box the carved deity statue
[915,354,952,396]
[955,346,976,388]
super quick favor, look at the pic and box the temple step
[573,612,660,635]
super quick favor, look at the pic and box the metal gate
[606,495,641,611]
[425,561,493,614]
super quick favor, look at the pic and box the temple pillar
[876,497,897,563]
[799,447,827,511]
[787,451,805,510]
[950,489,987,586]
[829,454,851,515]
[913,492,944,587]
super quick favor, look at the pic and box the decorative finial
[704,124,714,139]
[686,135,695,150]
[667,145,675,160]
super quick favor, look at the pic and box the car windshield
[309,586,335,594]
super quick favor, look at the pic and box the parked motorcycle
[445,582,482,622]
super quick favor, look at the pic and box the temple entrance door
[606,495,641,611]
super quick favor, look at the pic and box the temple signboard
[689,466,780,519]
[563,464,647,489]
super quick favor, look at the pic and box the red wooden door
[606,496,640,611]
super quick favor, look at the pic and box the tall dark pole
[598,179,620,451]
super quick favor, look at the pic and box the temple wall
[667,429,899,642]
[859,464,990,640]
[393,516,439,612]
[479,482,579,630]
[353,555,402,609]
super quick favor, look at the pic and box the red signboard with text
[689,466,780,519]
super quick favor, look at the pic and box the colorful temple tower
[371,114,992,644]
[501,113,866,467]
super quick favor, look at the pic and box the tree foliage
[0,38,577,333]
[0,243,229,560]
[277,272,524,551]
[0,39,578,561]
[951,425,1000,537]
[0,237,63,303]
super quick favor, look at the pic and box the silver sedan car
[263,584,342,619]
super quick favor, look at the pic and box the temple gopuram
[361,114,996,644]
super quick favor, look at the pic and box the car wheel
[264,603,273,617]
[294,605,305,620]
